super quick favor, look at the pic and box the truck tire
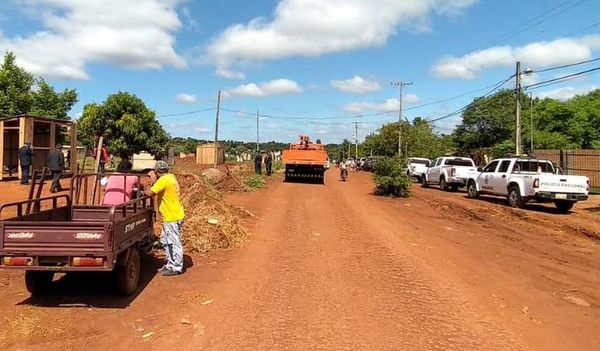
[440,176,449,191]
[507,186,525,209]
[116,248,141,296]
[467,180,479,199]
[25,271,54,295]
[554,201,574,213]
[421,175,428,188]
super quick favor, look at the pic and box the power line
[531,57,600,74]
[156,107,216,118]
[524,65,600,90]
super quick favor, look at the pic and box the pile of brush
[154,172,249,253]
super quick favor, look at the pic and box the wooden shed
[0,115,77,180]
[196,142,224,165]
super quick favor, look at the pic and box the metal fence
[535,149,600,194]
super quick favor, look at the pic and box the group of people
[18,141,66,193]
[254,151,274,176]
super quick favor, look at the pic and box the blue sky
[1,0,599,143]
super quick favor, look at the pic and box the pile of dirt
[155,172,250,253]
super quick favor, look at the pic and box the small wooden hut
[196,142,224,165]
[0,115,77,180]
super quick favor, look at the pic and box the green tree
[30,79,78,120]
[78,92,169,158]
[0,52,34,116]
[0,52,78,119]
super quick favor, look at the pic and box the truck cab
[467,157,590,212]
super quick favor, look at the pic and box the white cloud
[343,95,419,113]
[432,35,600,79]
[536,85,598,101]
[195,127,210,133]
[0,0,186,80]
[215,68,246,80]
[330,76,381,93]
[204,0,477,73]
[175,93,197,104]
[226,78,303,98]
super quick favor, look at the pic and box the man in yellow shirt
[146,161,185,276]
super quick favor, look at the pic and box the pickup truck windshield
[512,160,555,173]
[445,159,474,167]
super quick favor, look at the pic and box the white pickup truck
[466,157,589,212]
[405,157,431,182]
[421,156,477,191]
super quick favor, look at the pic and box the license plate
[555,193,567,199]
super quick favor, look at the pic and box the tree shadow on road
[16,254,194,309]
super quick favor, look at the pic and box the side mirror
[477,167,483,172]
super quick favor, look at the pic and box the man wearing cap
[145,160,185,276]
[18,142,33,185]
[47,143,65,193]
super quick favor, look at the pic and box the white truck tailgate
[538,174,588,194]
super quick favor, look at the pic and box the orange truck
[282,136,329,184]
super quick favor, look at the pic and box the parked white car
[466,157,589,212]
[405,157,431,181]
[422,157,477,191]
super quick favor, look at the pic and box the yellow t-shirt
[151,173,185,222]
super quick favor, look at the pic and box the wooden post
[91,136,103,205]
[70,122,78,174]
[17,117,26,180]
[0,120,4,181]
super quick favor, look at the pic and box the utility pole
[515,61,522,156]
[256,109,260,152]
[353,122,359,159]
[391,81,413,157]
[530,92,534,155]
[214,90,221,168]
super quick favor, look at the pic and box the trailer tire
[116,248,140,296]
[554,200,574,213]
[25,271,54,295]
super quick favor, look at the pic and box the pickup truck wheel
[25,271,54,295]
[116,248,140,296]
[554,201,574,212]
[507,186,525,208]
[440,177,449,191]
[421,175,428,188]
[467,181,479,199]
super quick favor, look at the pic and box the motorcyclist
[340,159,348,180]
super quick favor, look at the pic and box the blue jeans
[160,220,184,272]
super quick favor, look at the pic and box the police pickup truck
[421,156,477,191]
[466,157,589,212]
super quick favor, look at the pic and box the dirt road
[1,170,599,350]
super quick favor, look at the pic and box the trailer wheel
[25,271,54,295]
[554,200,574,213]
[116,248,140,296]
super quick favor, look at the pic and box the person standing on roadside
[265,152,273,176]
[18,142,33,185]
[254,152,262,175]
[145,161,185,276]
[94,143,109,176]
[47,143,64,193]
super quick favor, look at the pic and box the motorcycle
[340,168,348,181]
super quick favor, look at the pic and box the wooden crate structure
[0,115,77,180]
[196,142,224,165]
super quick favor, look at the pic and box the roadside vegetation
[373,157,411,197]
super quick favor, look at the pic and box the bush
[373,156,411,197]
[244,174,266,190]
